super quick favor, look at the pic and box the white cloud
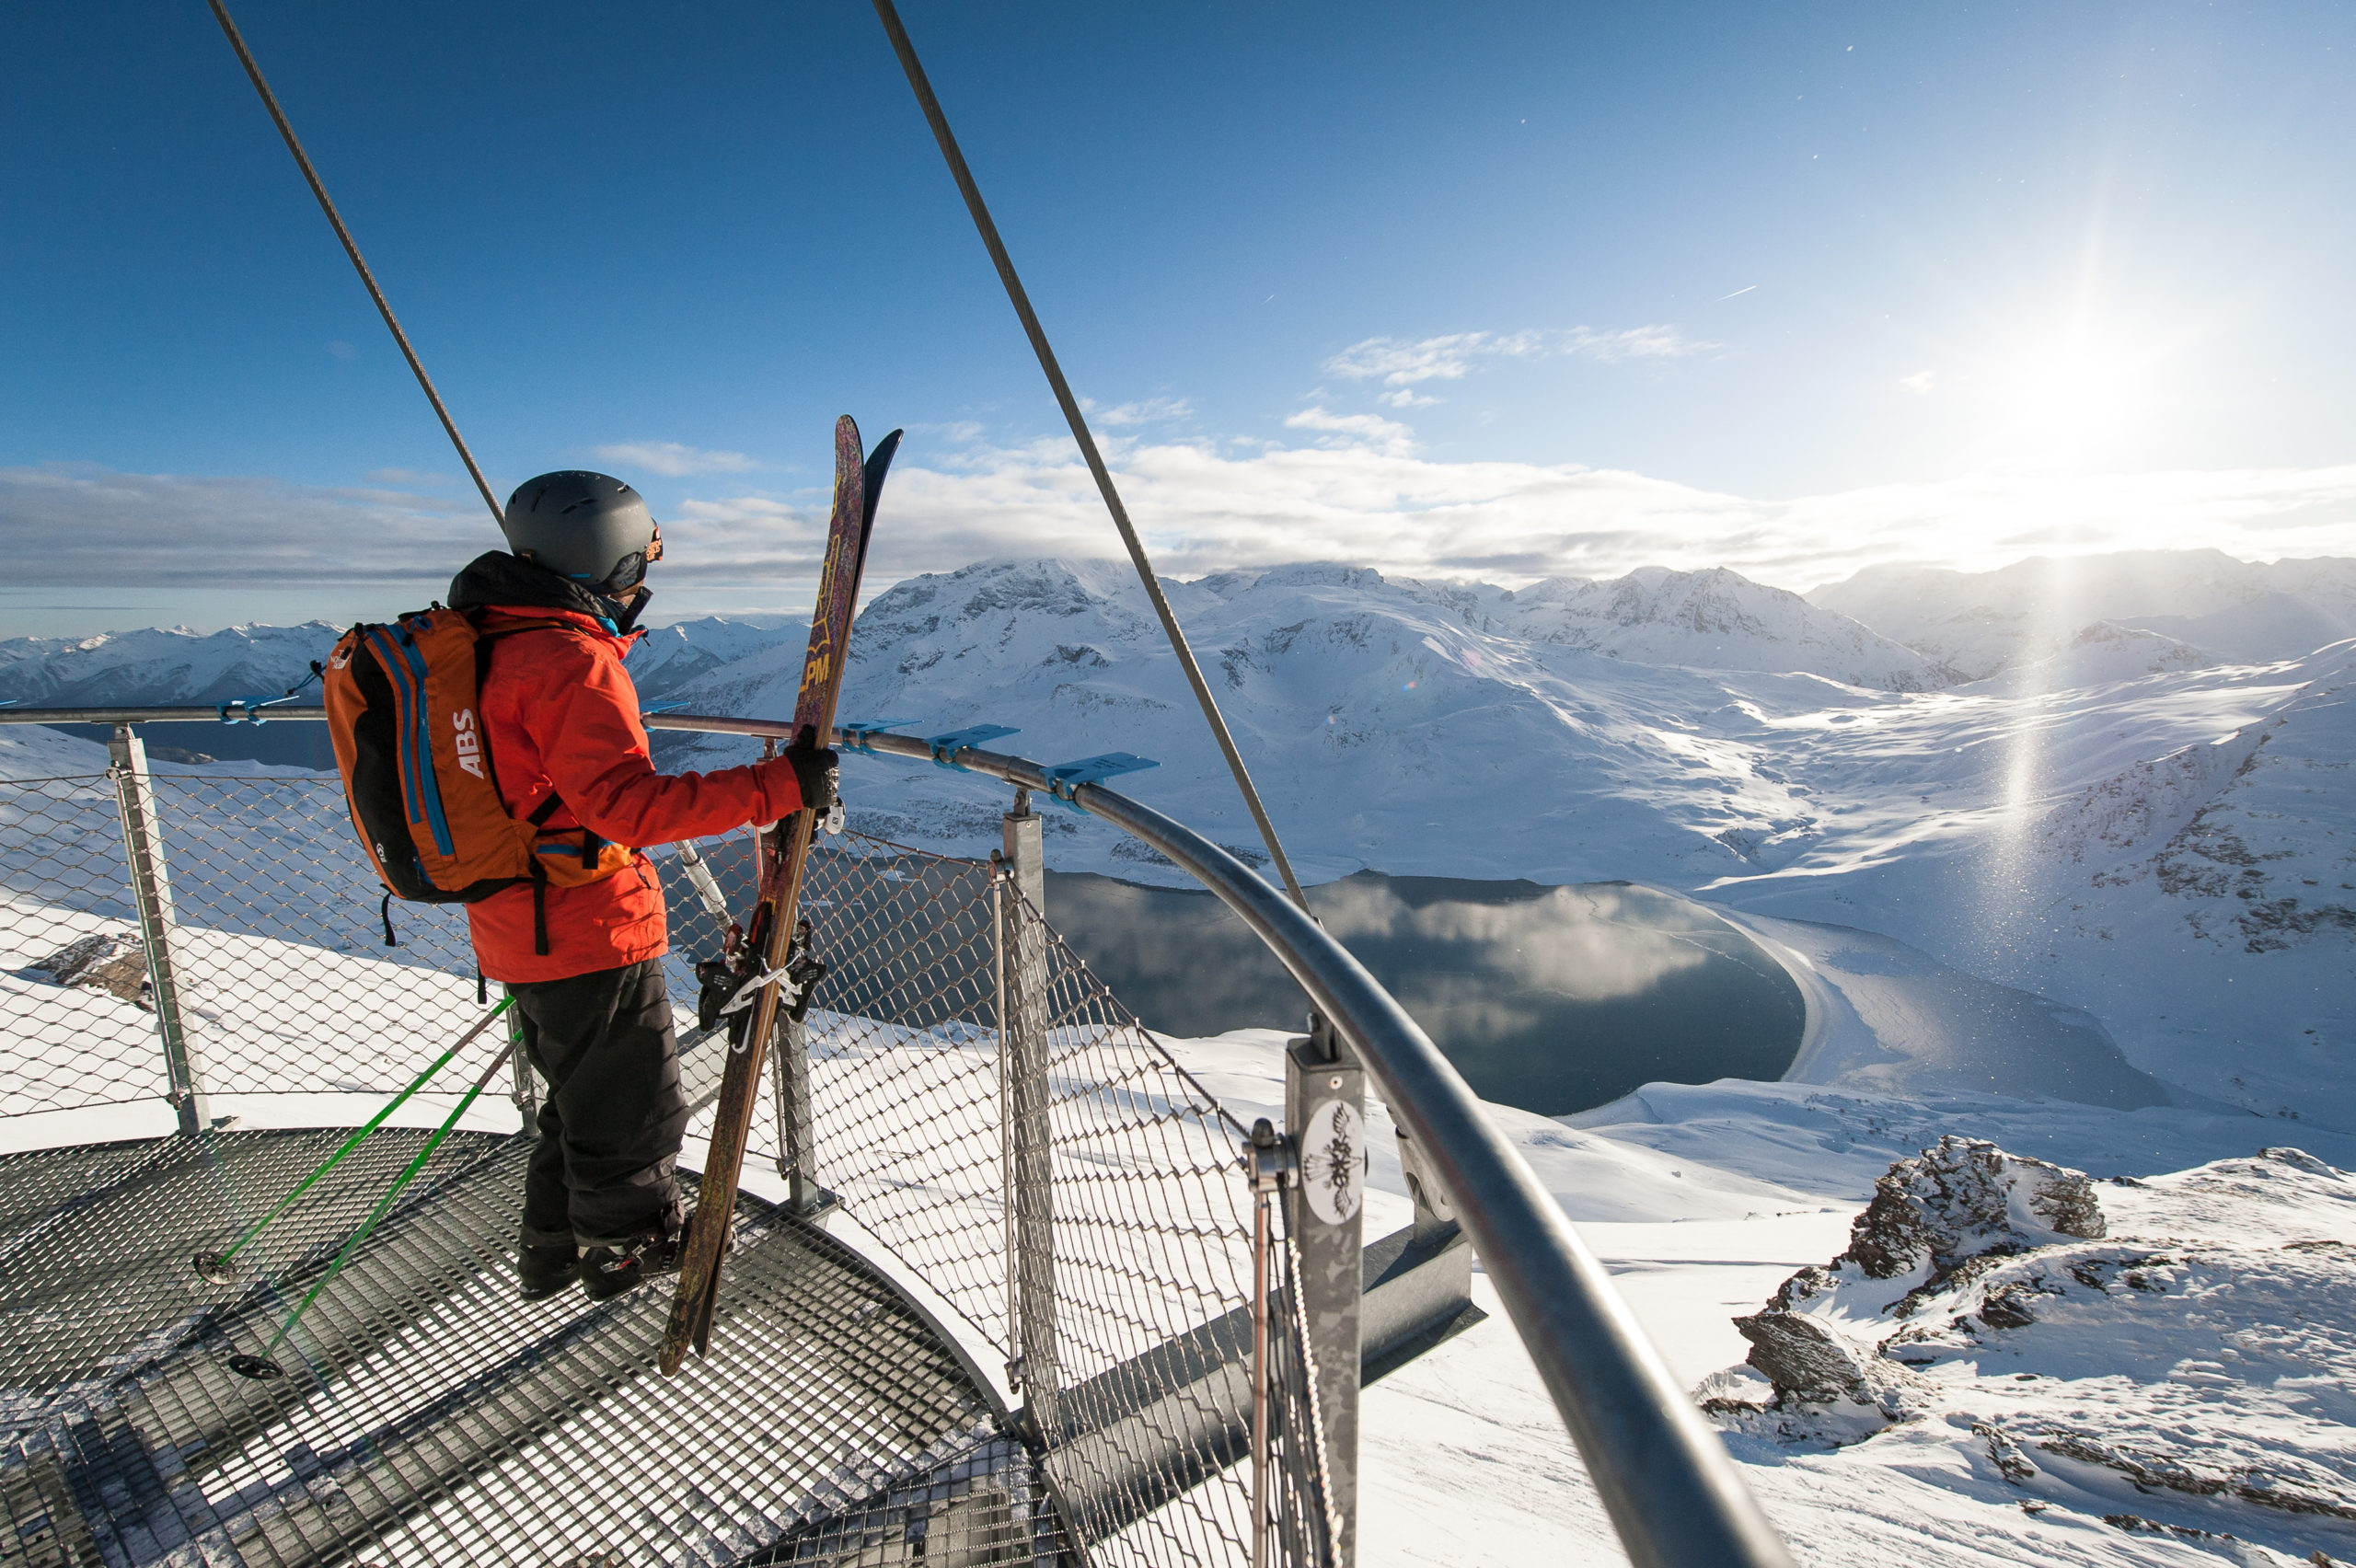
[0,464,491,585]
[1900,370,1936,395]
[1282,406,1417,457]
[590,441,758,478]
[1080,396,1195,428]
[1325,326,1713,387]
[1560,325,1713,362]
[1325,330,1543,386]
[840,445,2356,594]
[12,452,2356,601]
[1379,388,1440,409]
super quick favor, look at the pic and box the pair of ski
[659,415,899,1376]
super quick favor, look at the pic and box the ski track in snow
[7,549,2356,1564]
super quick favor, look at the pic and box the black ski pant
[510,959,688,1251]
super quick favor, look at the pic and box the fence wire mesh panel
[0,757,1325,1568]
[0,775,161,1119]
[671,834,1272,1567]
[147,775,486,1100]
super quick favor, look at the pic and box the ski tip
[227,1353,283,1380]
[191,1251,239,1285]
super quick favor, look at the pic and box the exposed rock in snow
[1842,1136,2106,1279]
[1730,1138,2104,1411]
[22,930,151,1008]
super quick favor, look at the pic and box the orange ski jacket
[447,552,805,982]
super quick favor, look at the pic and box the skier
[448,470,838,1302]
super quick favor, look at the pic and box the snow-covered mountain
[0,621,341,709]
[624,614,803,701]
[1461,565,1956,690]
[9,551,2356,1566]
[0,615,803,766]
[1809,548,2356,678]
[7,550,2355,1130]
[638,555,2356,1132]
[0,614,803,713]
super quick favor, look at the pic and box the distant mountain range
[1808,548,2356,679]
[2,547,2351,1127]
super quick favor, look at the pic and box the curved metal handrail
[0,703,1794,1568]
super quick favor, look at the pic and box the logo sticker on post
[1299,1098,1366,1226]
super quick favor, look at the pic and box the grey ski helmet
[501,471,664,594]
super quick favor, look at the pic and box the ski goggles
[602,523,664,594]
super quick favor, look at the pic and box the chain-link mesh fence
[0,774,165,1118]
[0,735,1335,1568]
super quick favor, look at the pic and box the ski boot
[580,1210,696,1302]
[517,1241,580,1301]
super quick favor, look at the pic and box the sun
[2005,337,2151,448]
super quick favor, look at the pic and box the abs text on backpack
[323,608,634,946]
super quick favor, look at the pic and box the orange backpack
[323,606,634,952]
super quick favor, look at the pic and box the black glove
[782,724,839,815]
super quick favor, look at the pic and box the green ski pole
[193,996,514,1285]
[230,1033,518,1380]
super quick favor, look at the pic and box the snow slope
[1694,1137,2356,1566]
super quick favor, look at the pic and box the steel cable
[868,0,1311,912]
[202,0,505,525]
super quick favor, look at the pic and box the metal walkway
[0,1127,1042,1567]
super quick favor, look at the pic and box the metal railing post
[1244,1117,1298,1568]
[1286,1012,1364,1564]
[1001,790,1058,1438]
[108,724,206,1136]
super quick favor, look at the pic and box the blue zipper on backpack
[365,624,456,859]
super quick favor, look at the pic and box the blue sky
[5,1,2354,636]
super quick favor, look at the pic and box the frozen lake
[1044,870,1806,1117]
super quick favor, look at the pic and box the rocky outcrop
[1729,1139,2108,1417]
[1847,1136,2106,1281]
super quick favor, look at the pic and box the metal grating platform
[0,1128,1062,1567]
